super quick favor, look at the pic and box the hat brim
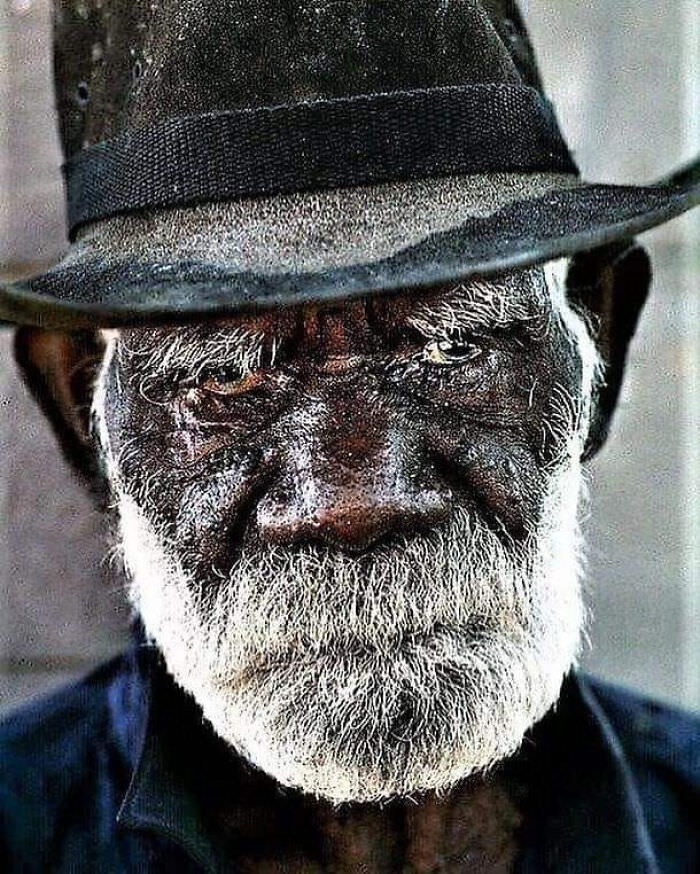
[1,166,698,329]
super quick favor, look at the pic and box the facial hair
[112,458,586,804]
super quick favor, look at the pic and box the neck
[316,779,522,873]
[216,762,523,873]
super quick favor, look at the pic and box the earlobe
[566,242,652,461]
[13,327,106,484]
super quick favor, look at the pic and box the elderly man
[1,1,700,871]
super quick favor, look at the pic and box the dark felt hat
[2,0,698,328]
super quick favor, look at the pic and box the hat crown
[55,0,542,160]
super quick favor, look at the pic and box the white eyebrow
[116,325,273,381]
[407,278,551,340]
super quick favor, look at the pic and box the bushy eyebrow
[111,275,551,383]
[116,325,272,380]
[407,279,551,341]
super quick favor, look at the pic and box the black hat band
[64,84,578,240]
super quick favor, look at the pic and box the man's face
[92,261,600,802]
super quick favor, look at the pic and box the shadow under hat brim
[1,167,699,329]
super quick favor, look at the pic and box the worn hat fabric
[1,0,698,327]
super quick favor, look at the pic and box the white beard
[94,259,596,804]
[111,458,586,804]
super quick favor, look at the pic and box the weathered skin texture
[6,5,650,866]
[104,273,579,567]
[93,270,582,869]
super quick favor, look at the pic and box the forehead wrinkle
[407,272,552,339]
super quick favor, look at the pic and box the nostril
[322,495,452,553]
[256,489,452,554]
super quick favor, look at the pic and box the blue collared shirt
[1,645,699,872]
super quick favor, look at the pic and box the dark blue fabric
[0,646,699,873]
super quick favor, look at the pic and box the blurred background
[0,1,699,715]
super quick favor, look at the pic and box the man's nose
[254,415,452,553]
[256,482,451,553]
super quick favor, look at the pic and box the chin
[188,626,575,804]
[114,460,586,803]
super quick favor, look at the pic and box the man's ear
[566,242,652,461]
[13,328,106,487]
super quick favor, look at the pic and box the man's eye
[199,371,263,396]
[422,338,485,367]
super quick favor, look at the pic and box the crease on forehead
[106,267,555,376]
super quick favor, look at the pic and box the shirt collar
[513,673,659,873]
[112,645,227,872]
[112,647,659,873]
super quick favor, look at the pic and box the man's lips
[210,619,500,689]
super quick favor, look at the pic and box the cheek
[102,369,269,545]
[104,374,231,470]
[538,331,591,466]
[164,432,225,466]
[415,350,582,537]
[445,433,548,538]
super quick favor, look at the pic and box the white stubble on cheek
[91,332,205,683]
[543,258,603,445]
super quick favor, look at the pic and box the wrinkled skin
[102,271,581,571]
[91,268,586,869]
